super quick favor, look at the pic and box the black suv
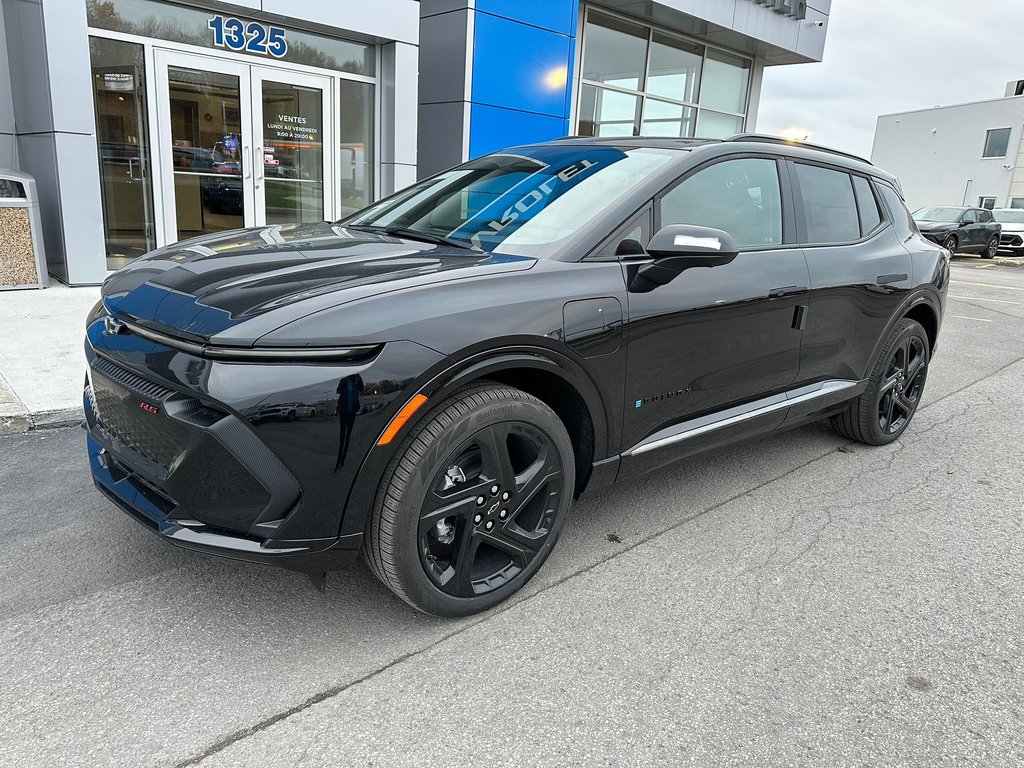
[84,135,949,616]
[912,205,1001,258]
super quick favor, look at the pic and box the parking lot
[2,259,1023,767]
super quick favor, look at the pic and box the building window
[577,9,751,140]
[982,128,1011,158]
[1010,197,1024,209]
[979,196,996,210]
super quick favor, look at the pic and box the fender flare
[864,288,943,378]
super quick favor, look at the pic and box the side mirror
[632,225,739,288]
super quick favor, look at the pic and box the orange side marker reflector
[377,394,428,446]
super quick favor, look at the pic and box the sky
[757,0,1024,160]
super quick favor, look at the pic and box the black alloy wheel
[418,421,563,598]
[876,334,927,435]
[982,236,998,259]
[942,235,958,254]
[831,318,930,445]
[364,382,575,616]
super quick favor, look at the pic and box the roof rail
[726,133,873,166]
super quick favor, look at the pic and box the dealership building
[0,0,829,285]
[872,80,1024,212]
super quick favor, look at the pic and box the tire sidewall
[386,392,575,616]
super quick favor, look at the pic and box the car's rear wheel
[830,318,929,446]
[942,235,958,254]
[363,382,575,616]
[982,235,999,259]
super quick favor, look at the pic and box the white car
[993,208,1024,256]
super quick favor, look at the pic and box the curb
[953,253,1024,269]
[0,403,83,437]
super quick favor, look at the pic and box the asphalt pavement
[2,260,1023,767]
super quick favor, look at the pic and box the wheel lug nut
[499,509,508,520]
[490,485,499,495]
[485,520,494,531]
[476,496,485,506]
[473,513,482,525]
[501,491,510,501]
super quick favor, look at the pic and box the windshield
[342,146,676,257]
[912,207,965,223]
[993,209,1024,224]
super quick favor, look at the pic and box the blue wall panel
[475,0,578,35]
[471,12,573,118]
[468,104,568,158]
[468,3,578,158]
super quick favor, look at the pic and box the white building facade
[871,80,1024,212]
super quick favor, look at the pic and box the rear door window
[794,163,860,244]
[658,157,783,249]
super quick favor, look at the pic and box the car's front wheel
[941,234,958,254]
[982,235,999,259]
[364,382,575,616]
[831,318,930,446]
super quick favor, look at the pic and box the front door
[619,156,808,473]
[153,50,333,244]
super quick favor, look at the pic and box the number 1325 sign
[208,16,288,58]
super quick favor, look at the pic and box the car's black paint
[85,136,949,575]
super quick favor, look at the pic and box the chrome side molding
[625,379,859,457]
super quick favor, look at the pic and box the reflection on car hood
[101,222,535,344]
[915,221,956,230]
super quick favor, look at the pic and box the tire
[830,318,930,446]
[982,235,998,259]
[363,382,575,616]
[941,235,958,254]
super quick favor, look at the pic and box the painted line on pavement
[952,315,993,322]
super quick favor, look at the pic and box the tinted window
[978,209,993,221]
[852,176,882,235]
[877,183,916,240]
[962,210,977,224]
[794,164,859,243]
[983,128,1011,158]
[659,158,782,248]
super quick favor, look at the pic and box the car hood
[998,222,1024,232]
[101,222,536,345]
[915,221,956,231]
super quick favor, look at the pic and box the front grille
[90,359,192,471]
[1000,234,1022,247]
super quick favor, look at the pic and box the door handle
[768,285,807,298]
[243,145,251,179]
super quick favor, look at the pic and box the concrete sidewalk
[0,283,99,434]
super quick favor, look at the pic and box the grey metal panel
[421,0,474,16]
[0,1,14,138]
[51,132,106,284]
[260,0,421,44]
[379,162,417,197]
[794,5,827,62]
[380,41,419,169]
[419,9,471,105]
[3,0,53,135]
[40,0,94,135]
[418,101,469,178]
[871,97,1024,210]
[0,134,15,168]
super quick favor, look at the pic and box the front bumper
[999,232,1024,249]
[919,230,950,245]
[83,312,444,572]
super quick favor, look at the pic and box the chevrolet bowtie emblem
[104,316,126,335]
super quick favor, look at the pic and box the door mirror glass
[631,224,738,289]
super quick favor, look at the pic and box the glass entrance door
[153,50,332,245]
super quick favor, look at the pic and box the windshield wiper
[346,224,480,252]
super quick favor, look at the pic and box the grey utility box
[0,169,48,290]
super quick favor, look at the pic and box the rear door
[793,163,912,390]
[618,154,809,474]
